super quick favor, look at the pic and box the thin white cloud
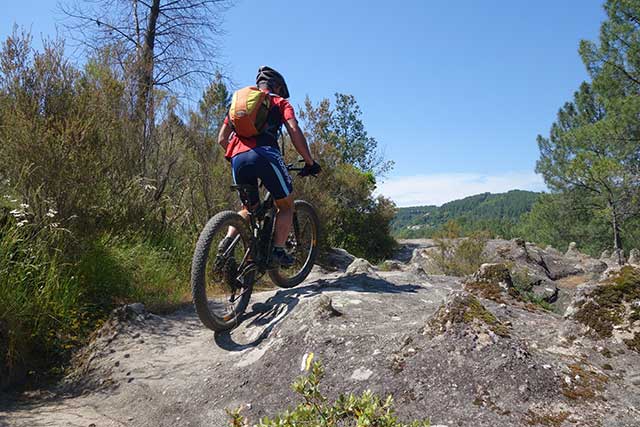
[376,172,546,207]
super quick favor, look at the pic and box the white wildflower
[45,208,58,218]
[10,209,26,219]
[143,184,157,192]
[16,219,28,227]
[19,203,29,209]
[49,222,60,228]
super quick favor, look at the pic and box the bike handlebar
[286,160,306,173]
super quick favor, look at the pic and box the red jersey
[224,91,296,159]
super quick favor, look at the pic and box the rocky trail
[1,239,640,427]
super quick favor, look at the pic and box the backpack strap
[226,110,236,132]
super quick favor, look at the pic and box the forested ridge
[396,0,640,256]
[392,190,540,238]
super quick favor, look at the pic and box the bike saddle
[231,184,260,208]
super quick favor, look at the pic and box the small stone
[114,361,120,367]
[351,367,373,381]
[124,353,130,358]
[542,364,552,370]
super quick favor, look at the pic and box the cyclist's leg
[274,195,294,246]
[250,147,294,265]
[223,152,259,242]
[250,148,293,245]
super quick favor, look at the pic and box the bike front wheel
[191,211,254,331]
[269,200,320,288]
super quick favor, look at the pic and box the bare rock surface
[2,240,640,427]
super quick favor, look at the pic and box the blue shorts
[231,146,293,202]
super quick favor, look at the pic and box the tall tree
[332,93,394,177]
[62,0,230,171]
[300,93,393,178]
[579,0,640,98]
[536,82,640,264]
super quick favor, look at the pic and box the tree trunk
[136,0,161,174]
[610,201,624,266]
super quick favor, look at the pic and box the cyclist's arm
[218,122,232,151]
[284,118,314,165]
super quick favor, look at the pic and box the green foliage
[510,269,553,311]
[0,220,86,386]
[318,93,394,177]
[229,361,430,427]
[298,97,397,262]
[430,232,489,276]
[393,190,540,239]
[532,3,640,258]
[76,232,191,311]
[579,0,640,98]
[574,266,640,340]
[0,215,191,387]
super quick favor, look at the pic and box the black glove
[299,161,321,177]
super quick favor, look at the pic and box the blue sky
[2,0,605,206]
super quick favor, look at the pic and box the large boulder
[423,291,510,339]
[472,263,513,288]
[380,259,403,271]
[511,267,559,303]
[319,248,356,272]
[538,252,581,280]
[565,242,582,258]
[628,248,640,266]
[345,258,378,276]
[487,238,584,281]
[410,246,444,275]
[559,243,607,275]
[602,249,627,267]
[464,263,519,303]
[566,266,640,352]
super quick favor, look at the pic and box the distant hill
[392,190,541,238]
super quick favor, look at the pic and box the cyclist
[217,66,321,267]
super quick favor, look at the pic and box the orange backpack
[228,86,271,137]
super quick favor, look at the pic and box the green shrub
[77,232,191,312]
[0,214,192,388]
[229,361,430,427]
[0,221,87,386]
[430,232,489,276]
[510,268,553,310]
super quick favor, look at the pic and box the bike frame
[226,162,305,292]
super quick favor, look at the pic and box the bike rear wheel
[269,200,320,288]
[191,211,254,331]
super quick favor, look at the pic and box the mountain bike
[190,162,320,331]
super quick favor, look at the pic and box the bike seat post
[231,184,261,213]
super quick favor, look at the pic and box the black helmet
[256,66,290,99]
